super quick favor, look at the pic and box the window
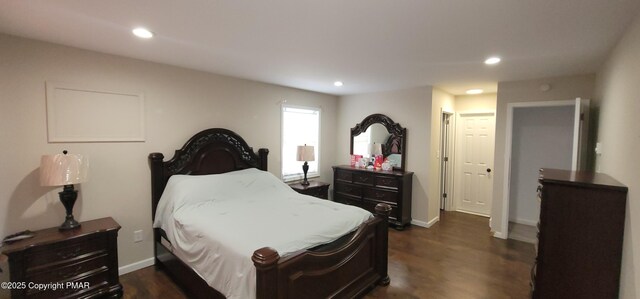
[281,105,320,181]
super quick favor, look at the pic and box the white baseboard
[411,216,439,228]
[411,219,429,228]
[426,216,440,228]
[119,257,155,276]
[509,218,538,226]
[492,230,507,239]
[456,209,490,218]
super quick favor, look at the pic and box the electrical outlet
[134,230,143,243]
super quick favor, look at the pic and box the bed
[149,128,391,299]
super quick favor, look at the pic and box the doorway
[499,98,589,239]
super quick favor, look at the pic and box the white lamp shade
[40,153,89,186]
[296,145,315,162]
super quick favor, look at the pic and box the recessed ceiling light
[484,56,501,65]
[132,27,154,39]
[466,89,484,95]
[334,81,344,87]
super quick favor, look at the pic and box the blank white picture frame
[46,82,145,142]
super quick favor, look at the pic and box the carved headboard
[148,128,269,220]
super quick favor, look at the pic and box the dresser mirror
[350,113,406,171]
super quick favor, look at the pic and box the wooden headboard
[148,128,269,221]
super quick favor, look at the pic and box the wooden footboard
[252,203,391,299]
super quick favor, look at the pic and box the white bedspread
[153,168,372,299]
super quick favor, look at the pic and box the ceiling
[1,1,639,96]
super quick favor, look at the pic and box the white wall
[0,34,338,269]
[509,106,574,225]
[337,87,432,225]
[594,11,640,299]
[491,74,595,236]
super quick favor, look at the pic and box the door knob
[487,168,492,173]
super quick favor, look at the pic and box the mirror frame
[350,113,407,171]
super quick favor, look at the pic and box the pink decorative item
[351,154,363,167]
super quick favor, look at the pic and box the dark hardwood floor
[121,211,535,299]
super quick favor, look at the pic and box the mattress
[153,168,372,299]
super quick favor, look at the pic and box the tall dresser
[333,165,413,229]
[532,169,627,299]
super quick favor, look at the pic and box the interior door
[440,112,455,210]
[454,112,495,216]
[572,98,590,170]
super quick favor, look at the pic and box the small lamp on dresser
[40,150,89,230]
[296,144,315,186]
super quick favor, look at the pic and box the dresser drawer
[333,166,413,229]
[363,188,399,205]
[352,172,374,186]
[335,182,362,197]
[335,170,353,182]
[374,176,399,189]
[25,234,108,271]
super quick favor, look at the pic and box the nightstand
[2,217,122,299]
[289,181,330,199]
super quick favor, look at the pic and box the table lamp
[296,145,315,186]
[40,150,89,230]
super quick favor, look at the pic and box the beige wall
[594,11,640,299]
[455,93,497,112]
[0,34,338,269]
[490,74,595,236]
[337,87,433,225]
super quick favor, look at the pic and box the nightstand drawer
[27,267,110,298]
[299,185,328,199]
[289,181,330,200]
[25,234,107,271]
[26,253,109,284]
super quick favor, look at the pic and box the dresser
[2,217,122,299]
[532,169,627,299]
[333,165,413,228]
[289,181,330,199]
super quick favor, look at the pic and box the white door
[440,112,454,210]
[454,112,495,216]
